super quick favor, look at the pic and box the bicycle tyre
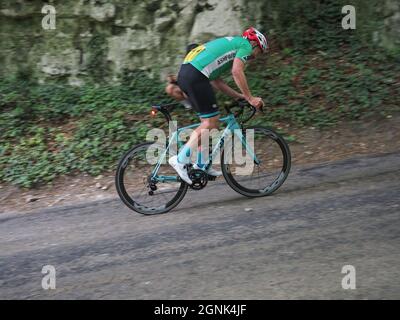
[221,126,291,197]
[115,142,188,215]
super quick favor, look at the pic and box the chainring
[188,169,208,190]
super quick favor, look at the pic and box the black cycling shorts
[177,63,220,119]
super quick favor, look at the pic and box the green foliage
[260,0,381,53]
[0,72,166,188]
[87,34,111,82]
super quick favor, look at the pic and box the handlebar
[224,98,264,123]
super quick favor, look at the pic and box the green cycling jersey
[183,36,253,81]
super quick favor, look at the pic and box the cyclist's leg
[193,115,222,176]
[176,63,220,165]
[165,83,192,109]
[183,115,219,165]
[176,117,219,164]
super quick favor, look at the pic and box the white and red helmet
[242,27,268,53]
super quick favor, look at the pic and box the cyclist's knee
[165,83,185,101]
[165,83,174,95]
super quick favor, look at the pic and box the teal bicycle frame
[150,113,260,183]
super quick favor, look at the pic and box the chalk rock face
[0,0,398,85]
[381,0,400,49]
[189,0,243,42]
[88,2,116,22]
[39,49,81,76]
[107,28,162,75]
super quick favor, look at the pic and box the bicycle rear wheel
[221,127,291,197]
[115,142,188,215]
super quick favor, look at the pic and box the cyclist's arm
[231,58,252,100]
[232,58,264,108]
[211,78,244,100]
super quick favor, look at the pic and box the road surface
[1,152,399,299]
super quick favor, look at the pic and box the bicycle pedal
[207,175,217,181]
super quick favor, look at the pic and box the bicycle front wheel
[221,127,291,197]
[115,142,188,215]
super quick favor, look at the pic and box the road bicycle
[115,100,291,215]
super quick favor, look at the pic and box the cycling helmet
[242,27,268,53]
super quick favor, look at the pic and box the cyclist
[169,27,268,184]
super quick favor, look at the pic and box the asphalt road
[1,152,399,300]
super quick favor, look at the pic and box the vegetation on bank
[1,46,399,188]
[1,0,400,188]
